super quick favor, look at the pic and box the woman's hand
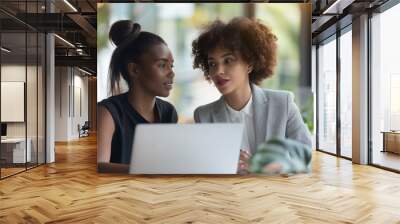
[237,149,251,174]
[262,162,283,174]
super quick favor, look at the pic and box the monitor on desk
[1,123,7,138]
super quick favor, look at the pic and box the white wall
[1,65,35,138]
[55,67,69,141]
[72,72,89,138]
[1,63,46,164]
[55,67,89,141]
[1,65,26,133]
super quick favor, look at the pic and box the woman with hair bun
[192,17,312,174]
[98,20,177,173]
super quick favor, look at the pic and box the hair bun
[109,20,141,46]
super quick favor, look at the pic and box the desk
[1,138,31,163]
[381,131,400,154]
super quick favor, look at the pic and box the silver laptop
[129,123,243,174]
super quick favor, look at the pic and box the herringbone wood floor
[1,134,400,223]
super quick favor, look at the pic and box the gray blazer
[194,84,312,154]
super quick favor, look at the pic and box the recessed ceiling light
[78,67,92,76]
[1,47,11,53]
[54,34,75,48]
[63,0,78,12]
[322,0,354,15]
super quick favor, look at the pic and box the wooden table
[381,131,400,154]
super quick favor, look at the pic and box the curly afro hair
[192,17,278,85]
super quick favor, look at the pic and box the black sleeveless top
[98,93,178,164]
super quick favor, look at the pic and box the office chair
[78,121,90,138]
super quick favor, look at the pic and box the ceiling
[0,0,96,75]
[311,0,390,44]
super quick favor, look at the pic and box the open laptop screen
[129,124,243,174]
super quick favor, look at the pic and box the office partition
[0,0,47,179]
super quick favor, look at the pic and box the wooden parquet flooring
[1,167,26,178]
[1,134,400,223]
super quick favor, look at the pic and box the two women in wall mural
[98,17,312,174]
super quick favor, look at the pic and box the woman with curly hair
[192,17,311,174]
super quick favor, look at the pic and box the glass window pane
[27,31,38,169]
[340,29,352,158]
[1,0,46,179]
[371,3,400,171]
[38,32,45,165]
[1,30,28,177]
[317,37,337,154]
